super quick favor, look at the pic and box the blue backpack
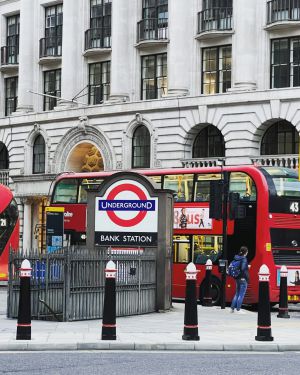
[227,259,241,279]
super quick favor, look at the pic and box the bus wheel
[199,276,222,306]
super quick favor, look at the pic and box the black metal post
[16,259,32,340]
[102,260,117,340]
[182,263,200,341]
[221,170,229,309]
[255,264,274,341]
[202,259,212,307]
[277,265,290,319]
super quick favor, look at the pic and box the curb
[0,342,300,352]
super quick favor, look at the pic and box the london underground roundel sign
[95,179,158,247]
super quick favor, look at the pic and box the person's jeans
[231,278,248,310]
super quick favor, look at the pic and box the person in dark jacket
[230,246,249,313]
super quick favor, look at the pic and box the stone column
[58,0,85,108]
[16,0,34,113]
[230,0,257,91]
[22,199,32,252]
[167,0,193,96]
[108,0,131,102]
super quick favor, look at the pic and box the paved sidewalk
[1,287,300,352]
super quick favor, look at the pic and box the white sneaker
[235,309,246,314]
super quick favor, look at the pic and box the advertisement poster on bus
[277,268,300,286]
[174,206,212,230]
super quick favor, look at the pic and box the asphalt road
[0,351,300,375]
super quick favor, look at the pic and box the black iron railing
[85,27,111,50]
[137,18,168,43]
[39,36,62,58]
[198,8,232,33]
[1,45,19,65]
[267,0,300,23]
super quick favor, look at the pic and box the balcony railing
[39,36,62,58]
[1,45,19,66]
[267,0,300,23]
[251,155,299,169]
[137,18,168,43]
[0,170,9,186]
[181,157,225,168]
[198,7,233,33]
[85,27,111,50]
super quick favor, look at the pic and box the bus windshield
[262,167,300,197]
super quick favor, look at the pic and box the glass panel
[44,69,61,110]
[141,53,167,100]
[5,77,18,116]
[194,173,221,201]
[229,172,257,201]
[148,175,162,187]
[132,125,151,168]
[89,61,111,104]
[193,235,223,264]
[53,179,78,203]
[33,135,45,174]
[163,174,194,202]
[173,235,190,263]
[0,142,9,169]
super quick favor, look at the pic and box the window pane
[229,172,257,201]
[132,125,151,168]
[163,174,194,202]
[194,173,221,201]
[141,53,167,99]
[33,135,45,174]
[193,235,223,264]
[53,179,78,203]
[173,235,190,263]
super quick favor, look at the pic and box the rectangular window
[271,37,300,88]
[45,4,63,56]
[6,15,19,64]
[44,69,61,111]
[202,45,231,94]
[194,173,221,202]
[89,0,111,48]
[141,53,167,99]
[88,61,110,104]
[163,174,194,202]
[5,76,18,116]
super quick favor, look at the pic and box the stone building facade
[0,0,300,250]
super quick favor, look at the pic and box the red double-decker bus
[0,184,19,281]
[50,165,300,305]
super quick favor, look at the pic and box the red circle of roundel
[106,183,148,227]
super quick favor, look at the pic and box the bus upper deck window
[148,175,162,188]
[229,173,257,201]
[163,174,193,202]
[195,174,221,202]
[52,179,78,203]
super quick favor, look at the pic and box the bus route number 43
[290,202,299,213]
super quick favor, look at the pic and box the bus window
[173,235,190,263]
[148,175,162,188]
[164,174,194,202]
[194,174,221,201]
[229,173,257,201]
[52,179,78,203]
[79,178,104,203]
[193,235,222,265]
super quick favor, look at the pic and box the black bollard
[255,264,274,341]
[182,262,200,341]
[102,260,117,340]
[16,259,32,340]
[277,265,290,319]
[202,259,212,307]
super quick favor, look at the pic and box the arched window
[192,125,225,158]
[0,142,9,169]
[261,121,299,155]
[33,135,46,174]
[132,125,150,168]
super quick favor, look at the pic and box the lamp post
[219,159,228,309]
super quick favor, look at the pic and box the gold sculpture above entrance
[81,146,103,172]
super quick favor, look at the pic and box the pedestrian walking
[229,246,249,313]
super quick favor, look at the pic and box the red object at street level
[102,260,117,340]
[16,259,32,340]
[0,183,19,281]
[50,165,300,305]
[255,265,274,342]
[182,262,199,341]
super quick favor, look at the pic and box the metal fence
[7,247,156,321]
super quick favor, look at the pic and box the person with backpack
[229,246,249,313]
